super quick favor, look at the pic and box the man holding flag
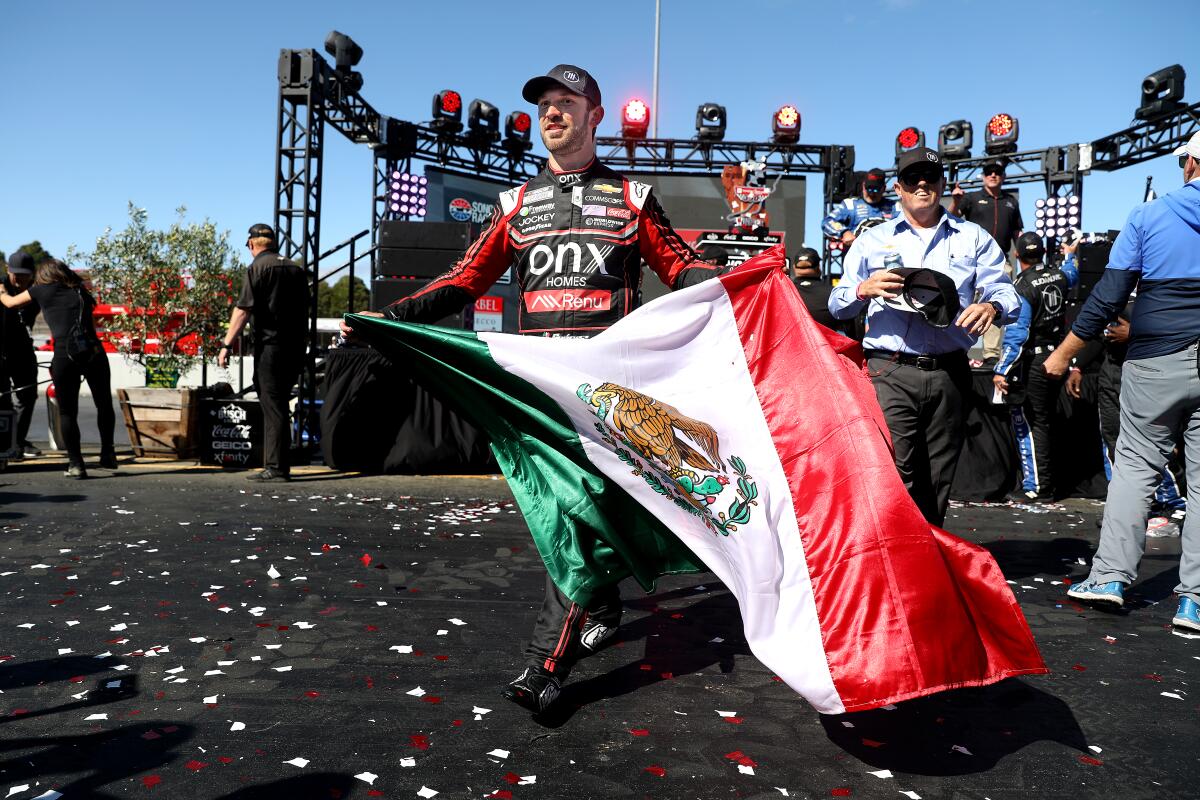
[342,64,724,713]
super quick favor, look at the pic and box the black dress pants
[868,353,970,527]
[254,345,303,473]
[51,348,115,466]
[1010,350,1064,496]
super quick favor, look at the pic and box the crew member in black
[992,232,1078,500]
[952,160,1025,361]
[0,259,115,478]
[788,247,852,336]
[342,64,723,714]
[1,251,42,456]
[218,224,309,482]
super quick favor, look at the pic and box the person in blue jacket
[1045,131,1200,632]
[821,168,897,246]
[993,232,1078,501]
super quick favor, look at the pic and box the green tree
[16,241,53,264]
[316,275,370,318]
[80,203,242,380]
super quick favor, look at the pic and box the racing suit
[820,196,898,240]
[383,157,722,679]
[995,255,1077,496]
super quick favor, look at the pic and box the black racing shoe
[502,666,561,714]
[579,620,619,654]
[98,450,119,470]
[248,467,291,482]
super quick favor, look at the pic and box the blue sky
[1,0,1192,269]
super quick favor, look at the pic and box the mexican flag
[349,246,1046,714]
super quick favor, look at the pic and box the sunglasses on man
[982,167,1004,177]
[899,167,942,187]
[1181,154,1193,169]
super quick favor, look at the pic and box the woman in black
[0,259,116,478]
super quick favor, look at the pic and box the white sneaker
[1147,517,1181,538]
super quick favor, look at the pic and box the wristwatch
[989,301,1003,318]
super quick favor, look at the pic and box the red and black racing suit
[383,158,722,678]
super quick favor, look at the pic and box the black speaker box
[378,220,471,250]
[377,247,461,278]
[370,278,470,329]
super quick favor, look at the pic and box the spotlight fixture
[388,170,428,219]
[772,105,801,145]
[503,111,532,154]
[1137,64,1186,120]
[324,30,364,92]
[467,99,500,144]
[621,99,651,139]
[984,113,1019,155]
[431,90,464,134]
[695,103,727,142]
[895,126,925,158]
[938,120,972,159]
[1033,195,1081,237]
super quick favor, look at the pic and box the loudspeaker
[378,220,471,250]
[370,278,470,329]
[377,247,461,278]
[1074,240,1112,300]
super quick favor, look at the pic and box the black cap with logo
[864,168,887,190]
[522,64,602,107]
[793,247,821,270]
[1015,231,1046,263]
[896,147,944,179]
[248,223,276,241]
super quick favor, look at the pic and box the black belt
[864,349,966,371]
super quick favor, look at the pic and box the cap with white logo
[522,64,602,107]
[1172,130,1200,161]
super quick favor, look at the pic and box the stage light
[695,103,727,142]
[938,119,972,159]
[772,105,801,144]
[388,172,428,219]
[621,99,651,139]
[1137,64,1186,120]
[503,111,532,154]
[324,30,364,92]
[895,126,925,157]
[984,113,1019,155]
[431,90,463,134]
[467,99,500,144]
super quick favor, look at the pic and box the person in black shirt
[1,251,42,457]
[951,161,1024,361]
[217,224,310,482]
[0,259,115,478]
[789,247,852,336]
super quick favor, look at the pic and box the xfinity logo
[527,242,614,275]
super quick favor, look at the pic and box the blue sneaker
[1173,596,1200,632]
[1066,579,1125,608]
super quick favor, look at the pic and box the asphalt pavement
[0,458,1195,799]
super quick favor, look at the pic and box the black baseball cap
[1015,231,1045,263]
[882,267,961,328]
[793,247,820,269]
[864,169,887,190]
[248,223,276,241]
[896,147,944,179]
[6,250,34,275]
[982,159,1007,174]
[522,64,602,107]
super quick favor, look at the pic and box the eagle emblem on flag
[577,382,758,535]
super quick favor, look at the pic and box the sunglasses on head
[899,168,942,186]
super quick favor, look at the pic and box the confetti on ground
[417,787,438,799]
[355,772,378,785]
[284,757,310,768]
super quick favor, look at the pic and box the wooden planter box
[117,387,199,458]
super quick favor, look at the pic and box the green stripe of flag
[349,314,703,605]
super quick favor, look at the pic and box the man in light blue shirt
[828,147,1019,525]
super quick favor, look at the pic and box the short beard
[543,123,592,157]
